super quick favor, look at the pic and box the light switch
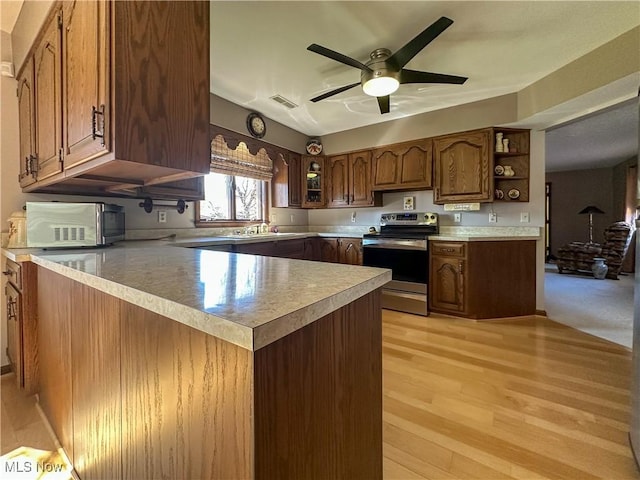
[454,213,461,223]
[520,212,530,223]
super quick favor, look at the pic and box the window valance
[210,134,273,181]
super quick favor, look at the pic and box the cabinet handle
[6,297,16,320]
[24,156,30,175]
[92,104,105,146]
[29,154,38,178]
[2,270,12,276]
[458,260,464,274]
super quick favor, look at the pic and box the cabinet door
[327,155,349,207]
[5,283,22,385]
[62,0,110,169]
[371,145,400,190]
[318,238,339,263]
[34,12,63,181]
[303,238,319,261]
[17,57,36,187]
[338,238,362,265]
[429,256,466,313]
[349,150,377,207]
[398,139,432,189]
[433,130,491,203]
[288,152,302,208]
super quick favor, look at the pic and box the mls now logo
[3,458,66,478]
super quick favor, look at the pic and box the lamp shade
[579,205,605,215]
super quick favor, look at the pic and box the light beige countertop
[429,234,540,242]
[3,245,391,351]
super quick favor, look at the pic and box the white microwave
[26,202,125,248]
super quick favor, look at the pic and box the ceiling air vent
[270,95,298,109]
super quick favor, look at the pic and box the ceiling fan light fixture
[362,76,399,97]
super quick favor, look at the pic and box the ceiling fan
[307,16,468,114]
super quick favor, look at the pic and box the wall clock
[246,112,266,138]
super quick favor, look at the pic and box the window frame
[195,173,270,227]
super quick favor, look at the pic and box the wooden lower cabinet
[36,267,382,479]
[338,238,363,265]
[429,240,536,319]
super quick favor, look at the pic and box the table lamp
[579,205,605,243]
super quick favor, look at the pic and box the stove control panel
[379,212,439,226]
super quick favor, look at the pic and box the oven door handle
[363,239,427,251]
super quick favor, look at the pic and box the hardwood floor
[1,310,638,479]
[383,310,639,479]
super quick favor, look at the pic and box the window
[196,172,268,225]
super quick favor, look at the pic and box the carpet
[544,264,634,349]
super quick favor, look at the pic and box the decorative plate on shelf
[306,139,323,155]
[494,165,504,176]
[507,188,520,199]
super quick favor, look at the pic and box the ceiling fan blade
[387,17,454,70]
[377,95,390,114]
[400,69,468,85]
[310,82,361,103]
[307,44,372,72]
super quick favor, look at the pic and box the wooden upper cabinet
[17,57,36,188]
[371,138,432,191]
[326,150,380,208]
[433,129,492,204]
[327,154,349,207]
[302,156,325,208]
[62,0,109,169]
[18,0,210,196]
[33,10,63,182]
[271,152,302,208]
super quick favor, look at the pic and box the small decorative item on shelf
[507,188,520,199]
[503,165,515,177]
[502,138,509,153]
[495,189,504,199]
[310,161,321,171]
[494,165,505,176]
[495,132,504,152]
[592,257,608,279]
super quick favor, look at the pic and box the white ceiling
[210,1,639,171]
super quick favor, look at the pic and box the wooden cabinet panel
[318,238,339,263]
[271,152,302,208]
[112,1,210,173]
[37,269,74,461]
[327,154,349,207]
[17,57,36,187]
[71,283,121,480]
[433,129,491,203]
[372,139,432,191]
[121,304,253,480]
[33,11,62,182]
[429,255,466,313]
[62,0,110,169]
[5,282,21,382]
[254,291,382,480]
[326,151,380,208]
[429,240,536,319]
[349,150,379,207]
[304,238,320,261]
[338,238,363,265]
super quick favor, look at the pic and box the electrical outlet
[270,214,276,223]
[520,212,530,223]
[489,212,497,223]
[351,211,356,223]
[454,213,462,223]
[158,211,167,223]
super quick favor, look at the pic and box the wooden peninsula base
[37,268,383,479]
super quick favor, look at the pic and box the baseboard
[535,309,547,317]
[34,400,79,479]
[0,364,12,375]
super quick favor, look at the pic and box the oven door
[362,237,428,315]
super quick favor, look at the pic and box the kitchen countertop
[429,234,540,242]
[3,244,391,351]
